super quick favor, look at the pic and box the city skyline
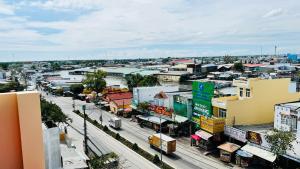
[0,0,299,61]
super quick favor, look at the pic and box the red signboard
[149,105,172,117]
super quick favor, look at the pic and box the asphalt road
[43,93,159,169]
[43,93,231,169]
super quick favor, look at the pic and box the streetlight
[98,93,103,125]
[160,114,163,162]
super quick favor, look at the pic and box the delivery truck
[109,117,122,129]
[148,133,176,154]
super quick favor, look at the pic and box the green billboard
[174,95,188,117]
[192,81,214,123]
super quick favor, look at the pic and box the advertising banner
[192,81,214,123]
[173,95,188,117]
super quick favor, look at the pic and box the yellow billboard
[200,115,225,134]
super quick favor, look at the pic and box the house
[109,99,132,114]
[274,101,300,163]
[212,78,300,126]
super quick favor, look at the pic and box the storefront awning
[236,150,253,158]
[217,142,241,153]
[137,115,167,125]
[191,134,201,141]
[241,144,276,162]
[173,115,188,123]
[195,130,213,140]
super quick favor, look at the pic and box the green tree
[0,81,24,93]
[83,70,107,93]
[125,74,160,91]
[70,84,84,95]
[266,129,296,157]
[40,98,70,123]
[233,62,244,72]
[51,62,61,71]
[137,102,149,114]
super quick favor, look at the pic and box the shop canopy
[195,130,213,140]
[236,150,253,158]
[137,115,167,125]
[217,142,241,153]
[241,144,276,162]
[191,134,201,141]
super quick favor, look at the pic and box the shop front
[241,144,277,167]
[191,130,214,150]
[217,142,241,162]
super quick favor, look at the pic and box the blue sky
[0,0,299,61]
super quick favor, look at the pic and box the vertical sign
[192,81,214,123]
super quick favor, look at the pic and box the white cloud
[27,0,103,11]
[263,8,283,18]
[0,0,300,60]
[0,1,14,15]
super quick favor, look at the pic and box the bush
[115,133,121,140]
[132,143,139,151]
[93,120,99,125]
[153,154,160,164]
[103,125,109,132]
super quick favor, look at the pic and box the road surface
[43,93,231,169]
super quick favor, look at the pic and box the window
[239,88,243,97]
[291,115,297,131]
[219,108,227,118]
[246,89,251,97]
[281,114,298,131]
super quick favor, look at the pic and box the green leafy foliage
[265,129,296,156]
[83,70,107,93]
[233,62,244,72]
[125,73,160,91]
[153,154,161,163]
[137,102,150,113]
[40,98,69,123]
[0,81,24,93]
[70,84,84,95]
[132,143,139,151]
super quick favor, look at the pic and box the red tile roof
[106,92,133,101]
[112,99,132,106]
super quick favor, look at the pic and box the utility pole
[82,105,88,155]
[275,45,277,57]
[160,114,163,162]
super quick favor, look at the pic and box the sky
[0,0,299,61]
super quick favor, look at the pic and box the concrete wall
[133,86,179,105]
[0,92,45,169]
[226,78,300,125]
[43,126,61,169]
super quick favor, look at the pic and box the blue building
[287,53,300,62]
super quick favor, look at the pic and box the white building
[274,102,300,162]
[43,122,62,169]
[132,86,179,106]
[0,70,6,79]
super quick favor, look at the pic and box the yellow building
[212,78,300,126]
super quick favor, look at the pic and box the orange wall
[0,92,45,169]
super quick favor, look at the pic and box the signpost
[192,81,214,123]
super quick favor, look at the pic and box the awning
[236,150,253,158]
[195,130,213,140]
[241,144,276,162]
[217,142,241,153]
[191,134,201,141]
[137,115,167,125]
[173,115,188,123]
